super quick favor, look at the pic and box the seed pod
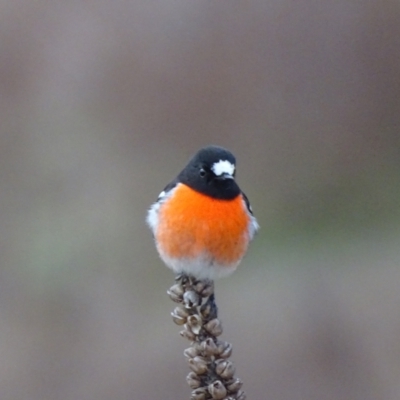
[215,359,235,379]
[199,281,214,298]
[183,290,201,308]
[236,390,246,400]
[226,378,243,393]
[208,380,227,400]
[167,283,184,302]
[180,328,196,341]
[186,372,202,389]
[204,318,223,337]
[200,338,218,356]
[216,340,233,359]
[179,274,190,285]
[193,280,214,297]
[188,356,208,375]
[187,314,202,335]
[171,306,189,325]
[184,346,199,359]
[191,387,208,400]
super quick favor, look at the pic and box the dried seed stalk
[168,274,246,400]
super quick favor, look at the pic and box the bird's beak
[219,173,234,180]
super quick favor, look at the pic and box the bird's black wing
[241,191,254,215]
[156,178,179,201]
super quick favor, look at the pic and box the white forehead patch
[211,160,235,176]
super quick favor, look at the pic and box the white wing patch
[211,160,235,176]
[157,190,166,200]
[146,202,159,232]
[146,188,173,232]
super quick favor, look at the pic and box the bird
[147,145,259,280]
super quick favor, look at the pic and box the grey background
[0,1,399,399]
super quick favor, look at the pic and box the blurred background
[0,0,400,399]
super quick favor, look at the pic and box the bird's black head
[177,146,241,200]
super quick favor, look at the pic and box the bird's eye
[199,168,206,177]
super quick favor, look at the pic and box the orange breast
[156,184,250,265]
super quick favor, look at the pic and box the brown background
[0,0,400,399]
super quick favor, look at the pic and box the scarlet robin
[147,145,259,280]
